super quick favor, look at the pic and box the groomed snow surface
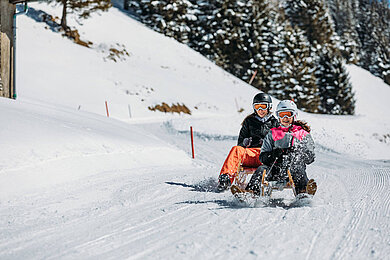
[0,2,389,259]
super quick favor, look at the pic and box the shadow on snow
[165,177,220,193]
[176,197,311,209]
[165,180,312,209]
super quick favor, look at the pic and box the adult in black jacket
[217,93,279,191]
[238,112,279,148]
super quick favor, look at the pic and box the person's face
[253,103,269,118]
[280,116,293,127]
[256,109,268,118]
[278,110,295,126]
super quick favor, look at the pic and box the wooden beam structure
[0,0,16,98]
[9,0,32,4]
[0,0,31,99]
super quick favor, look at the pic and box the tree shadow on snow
[22,6,62,33]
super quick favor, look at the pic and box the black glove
[242,137,252,148]
[271,148,284,159]
[303,150,315,164]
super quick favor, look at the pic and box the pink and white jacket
[261,122,315,165]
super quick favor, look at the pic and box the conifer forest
[125,0,390,115]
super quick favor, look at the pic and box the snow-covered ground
[0,2,389,259]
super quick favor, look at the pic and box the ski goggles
[277,110,295,119]
[253,103,269,111]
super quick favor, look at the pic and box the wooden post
[234,98,239,112]
[0,0,16,98]
[190,126,195,159]
[248,70,257,85]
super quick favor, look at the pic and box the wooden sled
[229,159,258,200]
[260,168,296,197]
[231,159,257,191]
[230,160,297,198]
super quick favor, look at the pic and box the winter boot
[306,179,317,195]
[217,174,231,192]
[245,166,267,196]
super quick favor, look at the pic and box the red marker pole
[105,101,110,117]
[190,126,195,159]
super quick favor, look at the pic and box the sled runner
[231,164,315,199]
[231,168,296,198]
[230,157,317,200]
[230,159,257,191]
[260,167,296,197]
[229,160,257,200]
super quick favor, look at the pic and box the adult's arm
[237,119,250,147]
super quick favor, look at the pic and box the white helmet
[276,100,298,118]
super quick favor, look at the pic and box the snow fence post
[105,101,109,117]
[235,98,239,112]
[128,104,132,118]
[190,126,195,159]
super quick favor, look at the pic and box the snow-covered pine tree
[244,0,279,86]
[196,0,275,84]
[356,0,379,76]
[283,0,335,46]
[282,0,358,113]
[127,1,165,32]
[271,25,320,113]
[374,0,390,85]
[186,0,213,51]
[355,0,390,85]
[188,0,218,58]
[128,0,198,44]
[252,4,285,91]
[326,0,360,63]
[315,47,355,114]
[202,0,252,76]
[326,0,389,85]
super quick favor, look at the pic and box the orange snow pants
[219,146,262,183]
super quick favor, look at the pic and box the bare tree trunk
[61,0,67,30]
[124,0,129,10]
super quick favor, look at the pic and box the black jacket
[237,113,279,148]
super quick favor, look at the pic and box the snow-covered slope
[0,2,389,259]
[17,3,258,120]
[0,97,191,200]
[17,2,390,160]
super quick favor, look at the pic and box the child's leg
[291,168,309,194]
[246,165,268,195]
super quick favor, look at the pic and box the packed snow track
[0,121,389,259]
